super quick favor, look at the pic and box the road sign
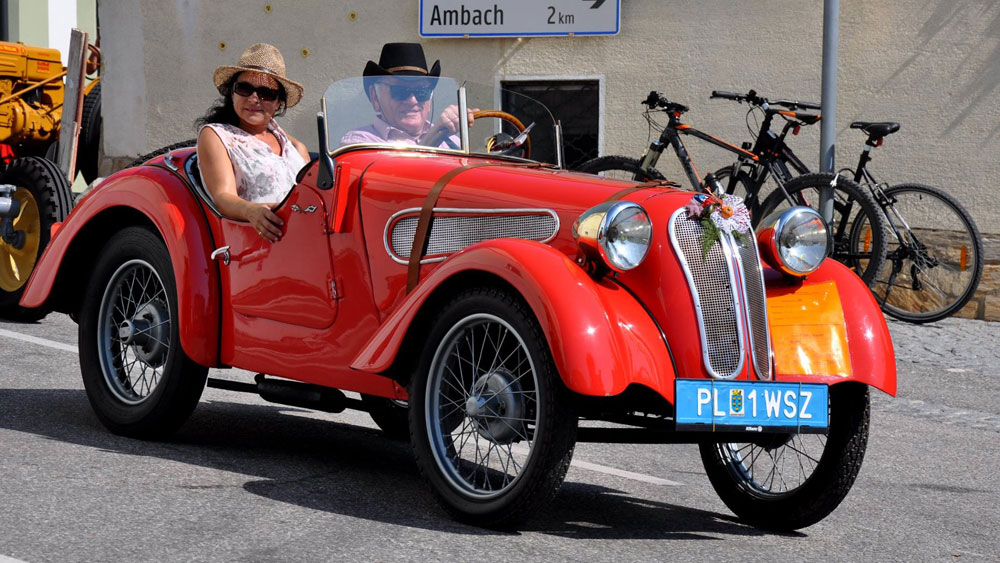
[419,0,620,38]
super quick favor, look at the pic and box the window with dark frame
[500,79,599,170]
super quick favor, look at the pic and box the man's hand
[431,104,478,135]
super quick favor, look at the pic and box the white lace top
[198,120,306,203]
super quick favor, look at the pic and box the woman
[197,43,310,242]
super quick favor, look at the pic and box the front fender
[21,167,220,367]
[765,259,897,396]
[351,239,677,398]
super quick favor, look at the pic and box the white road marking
[569,458,683,486]
[0,328,78,353]
[1,554,31,563]
[512,445,682,486]
[0,326,684,487]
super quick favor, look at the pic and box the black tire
[0,156,72,321]
[126,139,198,169]
[409,286,577,527]
[361,394,409,441]
[700,383,870,531]
[575,155,666,182]
[873,183,984,323]
[78,81,102,183]
[758,173,887,286]
[78,226,208,439]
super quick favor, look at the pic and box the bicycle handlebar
[711,89,821,111]
[642,91,689,115]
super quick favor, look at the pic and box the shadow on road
[0,387,797,539]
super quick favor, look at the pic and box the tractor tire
[0,156,72,321]
[78,81,102,183]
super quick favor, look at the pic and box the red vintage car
[18,77,895,530]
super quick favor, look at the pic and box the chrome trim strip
[383,207,561,265]
[668,208,745,380]
[728,232,772,380]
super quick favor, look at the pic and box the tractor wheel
[0,156,72,322]
[78,81,102,183]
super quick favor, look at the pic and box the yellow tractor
[0,40,101,320]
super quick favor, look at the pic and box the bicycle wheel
[758,173,887,286]
[872,183,983,323]
[714,165,762,220]
[575,155,665,182]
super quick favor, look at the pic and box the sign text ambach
[419,0,620,38]
[429,3,503,26]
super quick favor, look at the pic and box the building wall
[99,0,1000,236]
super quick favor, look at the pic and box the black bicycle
[712,90,983,323]
[576,91,887,286]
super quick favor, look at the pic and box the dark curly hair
[195,73,287,129]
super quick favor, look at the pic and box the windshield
[322,76,562,166]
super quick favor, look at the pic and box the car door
[214,184,337,365]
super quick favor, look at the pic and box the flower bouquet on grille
[683,192,752,258]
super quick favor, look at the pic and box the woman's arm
[286,132,310,161]
[197,127,284,242]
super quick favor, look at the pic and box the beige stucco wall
[100,0,1000,233]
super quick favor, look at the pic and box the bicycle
[575,91,887,285]
[712,90,983,323]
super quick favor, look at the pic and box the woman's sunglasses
[386,84,433,102]
[233,81,282,102]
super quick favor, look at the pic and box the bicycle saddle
[850,121,900,138]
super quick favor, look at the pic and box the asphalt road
[1,313,998,563]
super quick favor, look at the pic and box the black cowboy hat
[364,42,441,78]
[363,43,440,97]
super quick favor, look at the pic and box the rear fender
[21,167,220,367]
[766,259,897,396]
[351,238,677,398]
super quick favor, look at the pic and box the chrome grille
[387,209,559,263]
[670,211,743,378]
[735,234,772,379]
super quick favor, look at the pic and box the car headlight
[573,201,652,272]
[756,206,830,276]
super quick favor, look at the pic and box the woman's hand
[245,203,284,243]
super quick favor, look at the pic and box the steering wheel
[474,110,531,159]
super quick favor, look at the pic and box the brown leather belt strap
[406,163,490,292]
[405,160,585,293]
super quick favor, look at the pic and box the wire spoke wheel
[97,259,172,404]
[870,183,983,323]
[700,384,870,531]
[428,313,538,499]
[410,287,576,527]
[79,227,207,439]
[711,433,827,497]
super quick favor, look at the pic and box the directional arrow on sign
[584,0,606,8]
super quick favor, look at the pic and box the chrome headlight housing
[756,206,830,276]
[573,201,652,272]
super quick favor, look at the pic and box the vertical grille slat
[735,235,772,379]
[669,210,771,379]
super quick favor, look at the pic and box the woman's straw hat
[213,43,304,107]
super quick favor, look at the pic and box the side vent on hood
[384,208,560,264]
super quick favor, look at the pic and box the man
[340,43,475,148]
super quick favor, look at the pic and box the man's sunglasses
[233,81,282,102]
[386,84,433,102]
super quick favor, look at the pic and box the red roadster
[18,77,895,530]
